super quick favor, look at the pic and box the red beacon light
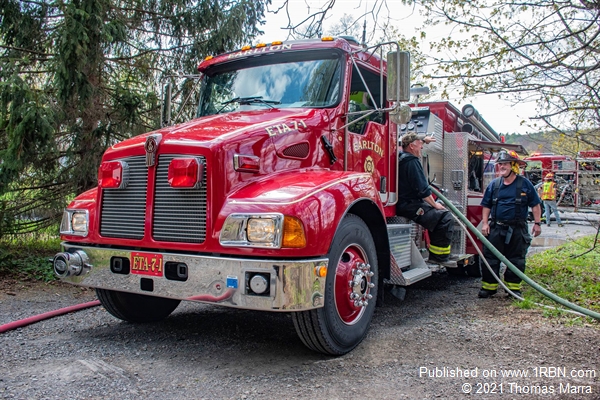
[98,160,129,189]
[168,158,204,188]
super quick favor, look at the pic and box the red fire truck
[575,150,600,210]
[52,37,517,355]
[523,151,600,210]
[523,153,577,207]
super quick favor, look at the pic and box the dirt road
[1,221,599,399]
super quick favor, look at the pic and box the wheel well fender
[345,199,390,281]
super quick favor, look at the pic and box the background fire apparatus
[524,151,600,211]
[53,36,517,355]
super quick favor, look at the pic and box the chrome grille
[153,155,207,243]
[100,156,148,239]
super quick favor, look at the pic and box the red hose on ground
[0,300,101,333]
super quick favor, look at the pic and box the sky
[256,0,538,135]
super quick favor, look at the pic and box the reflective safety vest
[541,181,556,200]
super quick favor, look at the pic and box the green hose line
[430,186,600,321]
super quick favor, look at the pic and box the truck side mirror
[387,51,410,103]
[161,83,172,128]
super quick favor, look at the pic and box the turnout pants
[481,221,532,292]
[397,200,454,257]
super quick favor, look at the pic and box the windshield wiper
[216,96,281,114]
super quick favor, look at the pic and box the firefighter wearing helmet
[478,149,542,298]
[538,172,563,227]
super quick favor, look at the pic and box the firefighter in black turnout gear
[479,150,542,298]
[397,133,454,263]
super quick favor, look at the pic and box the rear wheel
[292,214,378,355]
[96,289,180,323]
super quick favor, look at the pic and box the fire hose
[0,300,101,333]
[431,186,600,321]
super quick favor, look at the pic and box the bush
[0,235,61,282]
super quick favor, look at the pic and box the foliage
[0,234,61,282]
[406,0,600,148]
[522,235,600,323]
[0,0,270,237]
[504,131,596,157]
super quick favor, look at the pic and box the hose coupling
[53,250,91,278]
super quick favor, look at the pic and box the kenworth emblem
[145,134,161,167]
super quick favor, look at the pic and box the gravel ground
[1,274,599,399]
[1,221,599,399]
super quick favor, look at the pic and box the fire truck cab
[52,37,514,355]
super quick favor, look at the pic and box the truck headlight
[220,213,305,248]
[60,209,89,237]
[247,218,277,243]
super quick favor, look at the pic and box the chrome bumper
[55,244,328,311]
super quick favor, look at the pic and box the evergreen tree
[0,0,269,236]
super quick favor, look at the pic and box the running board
[400,268,432,285]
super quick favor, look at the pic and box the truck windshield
[197,51,342,117]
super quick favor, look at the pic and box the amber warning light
[98,161,129,189]
[168,158,203,188]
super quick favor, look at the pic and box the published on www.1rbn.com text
[419,366,597,396]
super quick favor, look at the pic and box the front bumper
[54,243,328,311]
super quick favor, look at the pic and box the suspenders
[491,175,524,222]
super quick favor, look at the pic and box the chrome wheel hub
[349,262,375,307]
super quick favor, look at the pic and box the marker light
[271,41,283,45]
[241,45,252,51]
[168,158,204,188]
[255,43,267,48]
[98,161,129,189]
[314,265,327,278]
[282,216,306,248]
[321,36,334,41]
[234,154,260,172]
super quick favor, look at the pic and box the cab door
[345,63,389,201]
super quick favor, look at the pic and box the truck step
[427,259,458,268]
[401,268,432,285]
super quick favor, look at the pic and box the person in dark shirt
[479,149,542,298]
[396,133,454,263]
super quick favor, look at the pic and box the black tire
[292,214,378,355]
[96,288,180,323]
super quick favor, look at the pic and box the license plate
[131,252,164,277]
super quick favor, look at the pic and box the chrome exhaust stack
[53,250,91,278]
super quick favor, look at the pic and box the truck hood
[107,108,321,155]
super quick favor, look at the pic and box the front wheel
[96,289,181,323]
[292,214,378,355]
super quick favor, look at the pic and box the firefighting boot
[478,289,497,298]
[427,253,449,264]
